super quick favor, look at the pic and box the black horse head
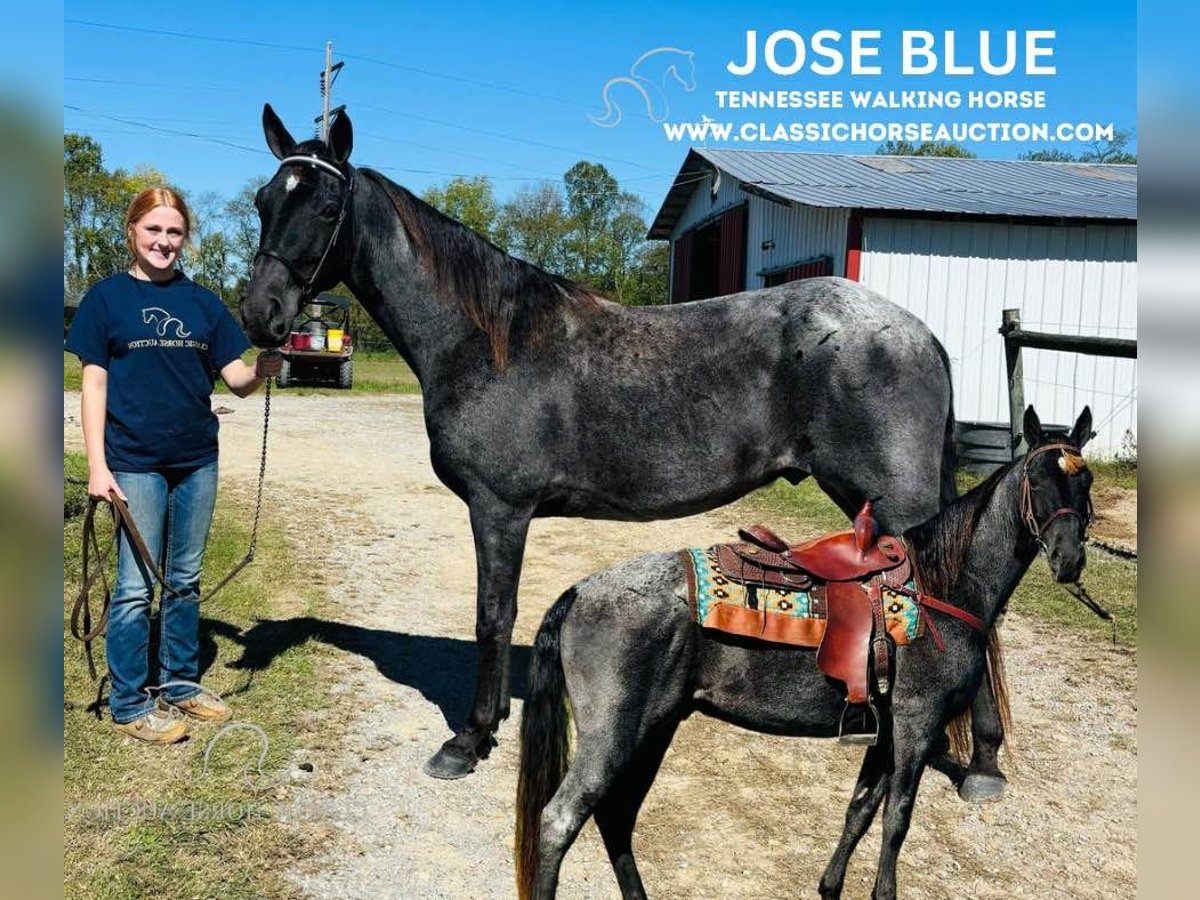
[1020,405,1094,583]
[241,103,355,347]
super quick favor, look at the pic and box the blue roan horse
[514,407,1095,900]
[240,105,1004,786]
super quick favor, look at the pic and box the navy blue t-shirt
[65,272,252,472]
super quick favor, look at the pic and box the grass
[737,469,1138,648]
[64,452,337,899]
[65,350,422,396]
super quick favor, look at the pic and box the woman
[66,187,281,744]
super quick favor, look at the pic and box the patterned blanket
[682,546,923,648]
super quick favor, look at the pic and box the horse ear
[1070,406,1094,448]
[327,111,353,164]
[1022,405,1042,450]
[262,104,296,160]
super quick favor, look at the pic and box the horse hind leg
[594,719,681,899]
[532,721,661,899]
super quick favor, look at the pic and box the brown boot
[166,692,231,723]
[113,707,189,744]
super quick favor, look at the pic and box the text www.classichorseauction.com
[591,32,1116,149]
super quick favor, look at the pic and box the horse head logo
[590,48,698,128]
[142,307,192,339]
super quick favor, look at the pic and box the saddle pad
[682,547,921,648]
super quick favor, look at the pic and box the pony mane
[359,168,600,369]
[903,461,1015,601]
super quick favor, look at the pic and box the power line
[347,98,650,170]
[66,19,594,112]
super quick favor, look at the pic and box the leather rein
[71,381,274,683]
[253,154,354,302]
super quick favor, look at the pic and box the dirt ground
[65,392,1137,899]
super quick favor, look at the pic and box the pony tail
[946,708,972,765]
[943,630,1012,765]
[515,589,576,900]
[986,630,1012,749]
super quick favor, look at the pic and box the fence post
[1001,308,1025,458]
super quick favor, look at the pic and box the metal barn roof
[648,149,1137,238]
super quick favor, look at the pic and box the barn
[648,150,1137,455]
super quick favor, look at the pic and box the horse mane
[906,461,1017,764]
[359,167,600,369]
[903,461,1014,602]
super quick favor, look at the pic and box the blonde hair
[124,187,192,261]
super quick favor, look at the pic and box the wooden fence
[1000,308,1137,457]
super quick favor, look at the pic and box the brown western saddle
[716,501,911,744]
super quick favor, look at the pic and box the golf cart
[278,293,354,388]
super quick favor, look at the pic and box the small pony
[516,406,1095,900]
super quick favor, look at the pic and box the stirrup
[838,698,879,746]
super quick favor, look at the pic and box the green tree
[224,177,268,296]
[563,161,620,284]
[622,241,670,306]
[422,176,501,242]
[497,181,570,271]
[1018,148,1076,163]
[1020,128,1137,165]
[64,134,167,298]
[876,140,976,158]
[1079,129,1137,164]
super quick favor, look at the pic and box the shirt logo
[142,307,192,338]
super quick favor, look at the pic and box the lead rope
[198,369,273,597]
[72,368,274,689]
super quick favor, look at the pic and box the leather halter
[254,154,355,301]
[1019,442,1092,543]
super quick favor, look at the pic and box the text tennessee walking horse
[515,407,1095,899]
[239,104,1003,784]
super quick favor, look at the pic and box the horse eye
[319,203,339,220]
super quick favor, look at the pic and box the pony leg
[819,744,890,899]
[870,722,938,900]
[959,676,1007,801]
[531,728,653,899]
[425,496,532,780]
[594,719,681,899]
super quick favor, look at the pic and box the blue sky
[64,1,1136,215]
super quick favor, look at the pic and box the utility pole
[316,42,345,140]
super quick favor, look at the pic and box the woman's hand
[254,350,283,379]
[88,466,126,503]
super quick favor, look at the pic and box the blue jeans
[108,462,218,724]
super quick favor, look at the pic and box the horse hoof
[959,773,1006,802]
[423,745,477,780]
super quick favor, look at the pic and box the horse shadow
[199,616,530,733]
[194,617,969,791]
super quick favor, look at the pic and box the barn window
[760,255,833,288]
[670,203,748,302]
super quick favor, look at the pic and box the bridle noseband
[1019,442,1093,546]
[254,154,355,301]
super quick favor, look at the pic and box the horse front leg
[870,722,937,900]
[424,495,532,780]
[958,675,1007,801]
[819,743,890,899]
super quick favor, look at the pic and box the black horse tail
[936,338,959,505]
[946,630,1013,762]
[515,587,577,900]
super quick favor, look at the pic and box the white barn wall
[859,218,1137,454]
[668,174,850,289]
[746,198,849,286]
[668,171,744,240]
